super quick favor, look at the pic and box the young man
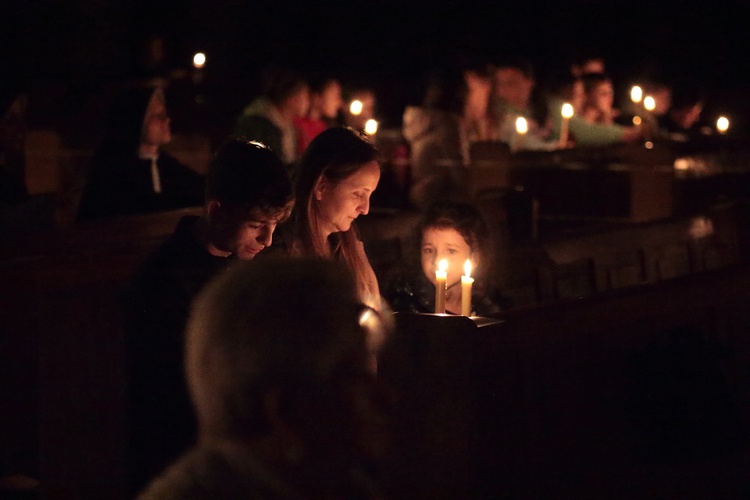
[120,139,293,495]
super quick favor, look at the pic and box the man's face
[142,92,172,147]
[212,206,286,260]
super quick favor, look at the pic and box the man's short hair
[205,138,293,217]
[185,257,371,441]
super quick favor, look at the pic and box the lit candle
[349,100,363,116]
[435,259,447,314]
[364,118,378,135]
[193,52,206,69]
[512,116,528,153]
[559,102,574,148]
[643,96,655,112]
[717,116,729,134]
[630,85,643,104]
[461,259,474,316]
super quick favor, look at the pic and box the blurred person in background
[294,75,343,155]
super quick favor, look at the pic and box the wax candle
[512,116,528,153]
[559,103,574,148]
[435,259,447,314]
[717,116,729,134]
[461,259,474,316]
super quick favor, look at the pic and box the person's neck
[195,217,232,258]
[138,143,159,159]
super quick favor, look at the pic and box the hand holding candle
[558,103,574,149]
[435,259,448,314]
[461,259,474,316]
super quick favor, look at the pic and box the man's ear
[313,176,328,202]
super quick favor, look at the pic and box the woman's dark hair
[289,127,381,300]
[581,72,611,96]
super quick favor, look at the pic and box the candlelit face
[208,204,286,260]
[589,80,614,114]
[493,67,534,110]
[314,160,380,235]
[316,80,343,119]
[421,227,477,288]
[141,91,172,147]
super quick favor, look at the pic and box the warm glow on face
[350,100,363,115]
[364,119,378,135]
[631,85,643,103]
[717,116,730,133]
[561,102,574,119]
[463,259,472,278]
[633,116,642,126]
[193,52,206,68]
[438,259,448,273]
[515,116,528,134]
[644,96,656,111]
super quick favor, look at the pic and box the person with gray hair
[138,257,389,500]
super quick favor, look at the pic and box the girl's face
[141,92,171,147]
[590,81,614,113]
[421,227,478,288]
[314,160,380,236]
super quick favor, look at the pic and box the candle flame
[349,100,363,115]
[633,116,642,126]
[644,96,656,111]
[630,85,643,103]
[464,259,472,278]
[515,116,528,134]
[364,119,378,135]
[193,52,206,69]
[438,259,448,272]
[561,102,574,119]
[717,116,730,133]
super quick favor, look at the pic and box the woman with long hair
[283,126,382,309]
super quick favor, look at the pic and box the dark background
[2,0,748,131]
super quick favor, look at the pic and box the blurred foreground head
[186,256,388,462]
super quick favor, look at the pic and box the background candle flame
[561,103,574,118]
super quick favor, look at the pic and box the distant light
[644,141,654,149]
[561,102,574,119]
[630,85,643,103]
[717,116,730,133]
[515,116,528,134]
[674,158,690,171]
[633,116,642,126]
[644,96,656,112]
[193,52,206,69]
[350,100,363,115]
[364,119,378,135]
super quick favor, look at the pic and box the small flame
[193,52,206,69]
[561,103,574,119]
[464,259,472,278]
[364,119,378,135]
[438,259,448,273]
[717,116,730,133]
[350,100,363,115]
[644,96,656,111]
[633,116,642,126]
[515,116,528,134]
[630,85,643,103]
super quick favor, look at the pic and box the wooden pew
[380,264,750,498]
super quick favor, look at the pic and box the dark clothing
[77,151,204,221]
[76,86,204,222]
[384,269,511,317]
[139,442,379,500]
[120,215,232,495]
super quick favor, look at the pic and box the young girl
[385,202,511,316]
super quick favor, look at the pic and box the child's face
[421,227,476,288]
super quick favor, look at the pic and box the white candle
[435,259,447,314]
[559,103,574,148]
[461,259,474,316]
[512,116,528,153]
